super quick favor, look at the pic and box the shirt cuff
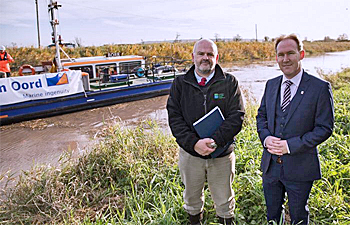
[286,140,290,154]
[264,136,291,154]
[263,136,270,148]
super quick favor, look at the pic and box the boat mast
[48,0,62,72]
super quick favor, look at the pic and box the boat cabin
[61,55,145,81]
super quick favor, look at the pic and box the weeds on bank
[1,69,350,224]
[319,67,350,90]
[0,121,184,224]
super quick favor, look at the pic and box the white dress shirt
[280,69,303,105]
[194,70,215,84]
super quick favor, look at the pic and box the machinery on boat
[0,0,190,125]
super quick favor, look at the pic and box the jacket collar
[269,71,312,128]
[285,71,311,121]
[184,64,226,85]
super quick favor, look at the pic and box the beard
[196,59,214,75]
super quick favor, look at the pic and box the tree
[337,33,348,41]
[233,34,242,42]
[174,33,180,43]
[323,36,334,42]
[214,33,220,42]
[74,37,83,47]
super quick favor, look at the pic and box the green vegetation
[8,41,350,75]
[1,69,350,224]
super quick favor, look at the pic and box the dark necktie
[281,80,293,112]
[199,77,207,86]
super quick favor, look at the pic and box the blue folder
[193,106,228,158]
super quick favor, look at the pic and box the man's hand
[194,138,216,156]
[265,136,288,156]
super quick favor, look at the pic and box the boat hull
[0,80,173,125]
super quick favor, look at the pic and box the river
[1,50,350,186]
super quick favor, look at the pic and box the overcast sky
[1,0,349,47]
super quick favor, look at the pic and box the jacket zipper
[183,78,216,115]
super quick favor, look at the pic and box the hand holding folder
[193,106,227,158]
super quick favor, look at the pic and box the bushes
[8,41,350,74]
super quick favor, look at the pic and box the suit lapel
[285,72,311,124]
[267,76,282,133]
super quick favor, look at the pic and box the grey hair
[193,38,218,54]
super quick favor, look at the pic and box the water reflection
[304,50,350,74]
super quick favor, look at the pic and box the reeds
[7,41,350,76]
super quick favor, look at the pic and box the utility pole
[48,0,62,71]
[255,24,258,42]
[35,0,41,47]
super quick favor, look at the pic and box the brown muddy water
[0,96,170,188]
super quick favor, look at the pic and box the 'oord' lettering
[22,82,29,89]
[0,85,6,93]
[12,81,21,91]
[11,79,42,91]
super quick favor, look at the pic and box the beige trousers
[178,147,235,218]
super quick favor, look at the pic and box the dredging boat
[0,0,189,125]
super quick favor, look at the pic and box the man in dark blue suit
[256,34,334,224]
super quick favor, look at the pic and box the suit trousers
[263,158,313,225]
[178,147,235,218]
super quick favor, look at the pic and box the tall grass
[0,121,185,224]
[1,69,350,224]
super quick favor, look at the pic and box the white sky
[1,0,349,47]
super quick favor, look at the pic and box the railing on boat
[84,57,191,91]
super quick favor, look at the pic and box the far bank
[7,40,350,76]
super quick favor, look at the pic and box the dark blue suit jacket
[257,71,334,181]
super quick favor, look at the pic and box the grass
[1,69,350,224]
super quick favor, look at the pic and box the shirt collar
[282,69,303,87]
[194,70,215,84]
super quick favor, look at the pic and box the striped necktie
[281,80,293,112]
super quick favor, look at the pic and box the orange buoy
[19,64,36,76]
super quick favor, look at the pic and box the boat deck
[88,72,178,91]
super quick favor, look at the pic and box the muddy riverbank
[0,96,170,189]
